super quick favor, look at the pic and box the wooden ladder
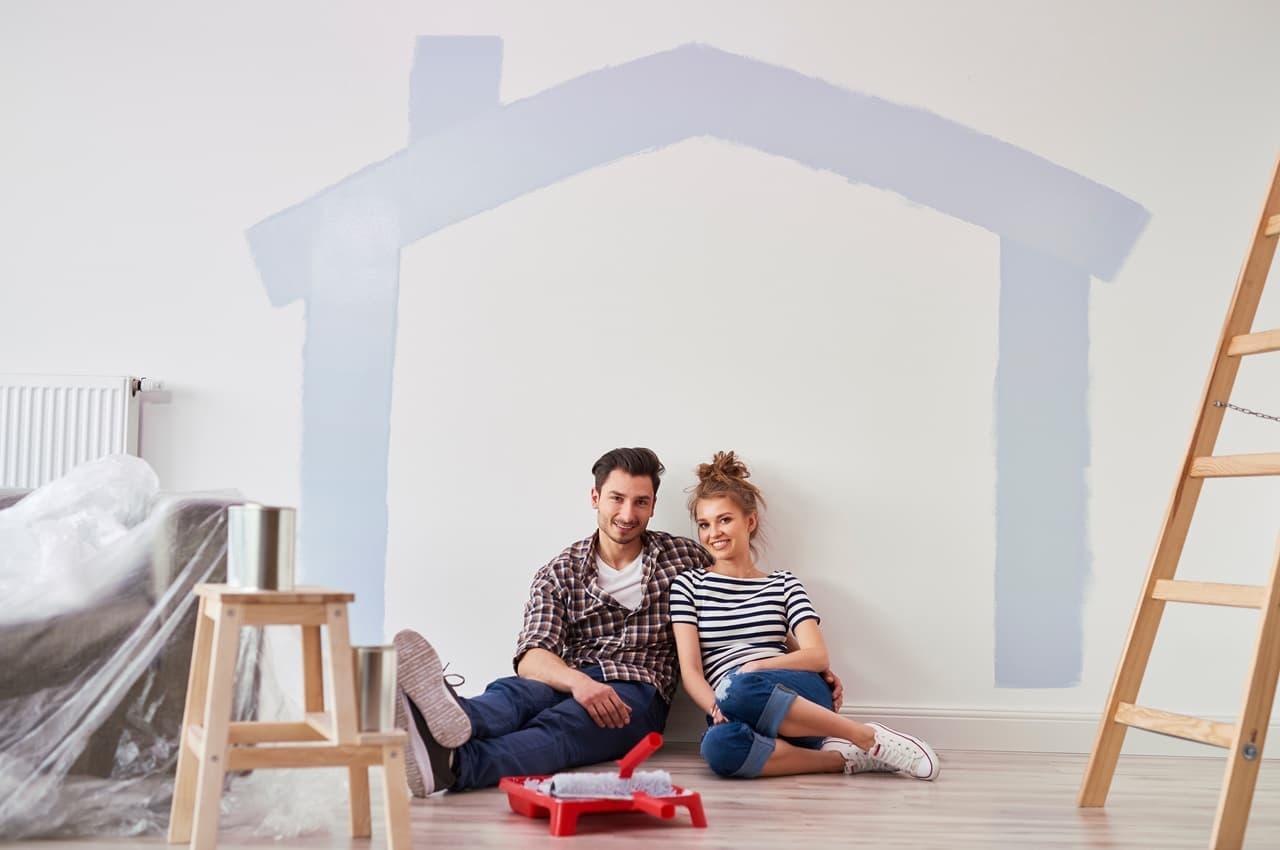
[1079,154,1280,850]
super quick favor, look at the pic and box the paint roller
[524,733,675,800]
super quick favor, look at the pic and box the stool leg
[381,744,413,850]
[168,596,213,844]
[348,765,372,838]
[301,625,325,713]
[345,637,372,838]
[190,602,242,850]
[324,604,370,836]
[324,604,359,742]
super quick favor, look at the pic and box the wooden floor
[15,746,1280,849]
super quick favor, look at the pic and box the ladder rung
[1267,213,1280,237]
[1152,579,1264,608]
[1227,328,1280,356]
[1115,703,1236,748]
[1190,453,1280,478]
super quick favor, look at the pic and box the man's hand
[822,668,845,712]
[571,678,632,728]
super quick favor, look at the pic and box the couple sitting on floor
[394,447,939,795]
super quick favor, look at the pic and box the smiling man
[393,447,714,795]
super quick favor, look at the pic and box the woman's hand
[710,703,729,725]
[823,668,845,712]
[738,660,762,673]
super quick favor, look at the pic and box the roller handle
[630,792,675,819]
[616,732,663,778]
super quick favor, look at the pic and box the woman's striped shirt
[669,568,820,689]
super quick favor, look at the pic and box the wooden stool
[167,584,412,849]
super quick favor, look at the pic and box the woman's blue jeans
[699,668,834,778]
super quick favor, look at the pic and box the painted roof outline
[248,40,1148,302]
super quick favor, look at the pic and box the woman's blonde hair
[688,451,766,551]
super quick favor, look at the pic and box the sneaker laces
[441,662,466,693]
[841,747,883,775]
[824,737,893,774]
[872,731,922,773]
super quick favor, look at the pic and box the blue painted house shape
[247,37,1149,686]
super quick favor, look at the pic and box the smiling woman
[689,452,766,559]
[671,451,940,782]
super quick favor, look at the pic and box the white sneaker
[821,737,898,774]
[867,722,940,780]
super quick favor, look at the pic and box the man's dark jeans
[450,665,668,790]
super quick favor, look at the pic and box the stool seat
[168,584,411,849]
[194,584,355,604]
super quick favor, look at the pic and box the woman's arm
[782,629,844,707]
[740,619,829,673]
[673,623,719,715]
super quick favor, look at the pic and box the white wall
[4,0,1280,752]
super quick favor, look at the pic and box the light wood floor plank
[12,746,1280,849]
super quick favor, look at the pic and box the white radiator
[0,375,144,489]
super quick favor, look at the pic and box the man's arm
[512,565,631,728]
[516,648,631,728]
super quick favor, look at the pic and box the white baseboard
[835,705,1234,757]
[663,697,1279,758]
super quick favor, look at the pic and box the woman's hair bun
[696,450,750,485]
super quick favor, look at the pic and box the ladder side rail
[1079,154,1280,808]
[1210,533,1280,849]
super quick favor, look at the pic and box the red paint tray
[499,733,708,837]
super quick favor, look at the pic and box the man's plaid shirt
[513,529,712,701]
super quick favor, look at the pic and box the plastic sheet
[0,454,159,626]
[0,456,347,840]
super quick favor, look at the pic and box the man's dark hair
[591,447,665,494]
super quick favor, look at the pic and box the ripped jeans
[699,668,835,778]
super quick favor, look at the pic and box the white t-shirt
[596,553,644,611]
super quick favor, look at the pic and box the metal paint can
[354,645,398,732]
[226,504,297,590]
